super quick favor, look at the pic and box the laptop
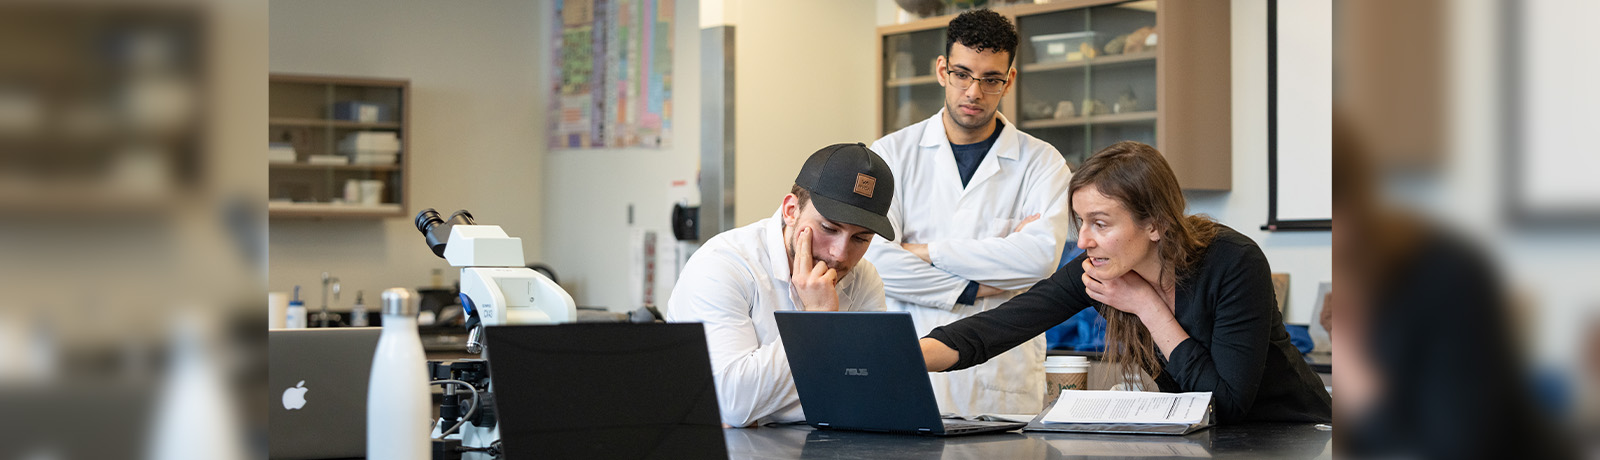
[268,327,382,460]
[773,311,1027,436]
[483,323,728,459]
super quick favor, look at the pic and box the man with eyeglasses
[865,9,1074,418]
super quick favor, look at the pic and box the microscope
[414,208,576,459]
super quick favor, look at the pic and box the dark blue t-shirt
[950,120,1003,188]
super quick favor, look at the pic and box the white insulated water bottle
[367,288,430,460]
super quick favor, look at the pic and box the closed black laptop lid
[773,311,945,433]
[483,323,727,459]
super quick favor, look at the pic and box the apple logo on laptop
[282,380,309,410]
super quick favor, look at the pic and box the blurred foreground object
[0,0,265,458]
[1332,0,1600,457]
[1332,115,1575,458]
[0,1,204,212]
[145,312,247,460]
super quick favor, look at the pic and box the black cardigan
[926,225,1332,424]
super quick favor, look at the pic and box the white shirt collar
[918,109,1021,161]
[763,209,791,284]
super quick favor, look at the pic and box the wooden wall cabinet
[269,74,410,218]
[878,0,1231,190]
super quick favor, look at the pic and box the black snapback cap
[794,143,896,241]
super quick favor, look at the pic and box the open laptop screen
[773,311,947,433]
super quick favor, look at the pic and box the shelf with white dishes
[269,73,410,218]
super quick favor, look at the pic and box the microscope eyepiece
[415,208,478,259]
[416,208,450,259]
[416,208,444,234]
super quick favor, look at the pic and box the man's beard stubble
[945,97,995,131]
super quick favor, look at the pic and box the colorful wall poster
[551,0,673,149]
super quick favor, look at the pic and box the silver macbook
[268,327,381,460]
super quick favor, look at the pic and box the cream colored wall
[539,0,703,311]
[730,1,881,226]
[267,0,546,302]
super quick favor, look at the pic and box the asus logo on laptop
[844,368,868,376]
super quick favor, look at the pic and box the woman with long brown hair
[919,141,1331,423]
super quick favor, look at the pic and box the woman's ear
[1145,220,1162,243]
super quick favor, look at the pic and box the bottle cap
[381,288,416,316]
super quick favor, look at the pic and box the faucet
[320,272,341,327]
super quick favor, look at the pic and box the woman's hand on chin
[1082,259,1169,321]
[1084,259,1188,358]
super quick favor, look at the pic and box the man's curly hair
[945,9,1018,66]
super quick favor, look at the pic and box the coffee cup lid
[1045,355,1090,366]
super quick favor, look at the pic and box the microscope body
[459,268,574,326]
[429,222,576,458]
[446,224,575,333]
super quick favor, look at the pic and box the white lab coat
[866,109,1073,417]
[665,210,887,427]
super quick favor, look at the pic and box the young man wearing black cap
[665,143,897,428]
[864,9,1073,417]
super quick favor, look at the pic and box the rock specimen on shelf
[1081,99,1108,117]
[1125,26,1155,54]
[1024,101,1056,120]
[1105,35,1127,55]
[1054,100,1076,119]
[1115,87,1139,114]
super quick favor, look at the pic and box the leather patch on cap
[853,173,876,198]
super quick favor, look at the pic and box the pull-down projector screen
[1265,0,1333,230]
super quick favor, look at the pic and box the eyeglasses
[945,69,1009,94]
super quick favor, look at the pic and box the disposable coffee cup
[1044,355,1090,405]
